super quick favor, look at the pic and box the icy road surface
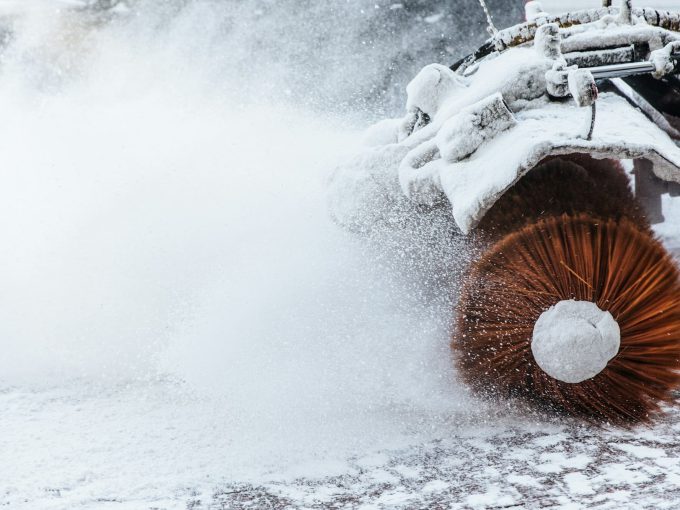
[4,383,680,509]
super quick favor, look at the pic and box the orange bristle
[454,213,680,424]
[454,154,680,423]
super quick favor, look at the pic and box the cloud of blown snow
[0,0,500,474]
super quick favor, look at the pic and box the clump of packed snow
[532,300,620,384]
[568,68,598,107]
[534,23,562,60]
[650,41,680,78]
[525,1,546,23]
[405,63,467,119]
[398,92,517,206]
[435,93,516,163]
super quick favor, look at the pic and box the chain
[477,0,498,36]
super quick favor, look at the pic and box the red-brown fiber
[455,156,680,423]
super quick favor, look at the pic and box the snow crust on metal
[540,0,677,10]
[328,7,680,234]
[441,90,680,233]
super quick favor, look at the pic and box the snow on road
[4,381,680,509]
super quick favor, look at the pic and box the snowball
[532,300,620,384]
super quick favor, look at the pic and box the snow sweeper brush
[328,0,680,424]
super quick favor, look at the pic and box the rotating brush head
[455,214,680,424]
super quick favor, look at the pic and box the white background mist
[0,3,484,507]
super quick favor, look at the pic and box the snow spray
[0,0,500,482]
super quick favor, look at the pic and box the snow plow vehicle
[329,0,680,423]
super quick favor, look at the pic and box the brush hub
[531,300,620,384]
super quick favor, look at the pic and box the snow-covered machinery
[328,0,680,423]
